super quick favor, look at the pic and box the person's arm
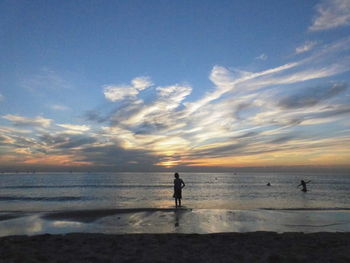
[305,180,311,184]
[181,180,185,189]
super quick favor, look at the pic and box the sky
[1,0,350,172]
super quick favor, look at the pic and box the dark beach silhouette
[298,180,311,192]
[173,172,185,208]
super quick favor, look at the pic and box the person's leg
[175,198,178,208]
[179,198,181,207]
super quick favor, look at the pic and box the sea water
[1,172,350,236]
[0,171,349,212]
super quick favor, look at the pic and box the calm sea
[1,171,349,212]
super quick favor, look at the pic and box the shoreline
[0,232,349,262]
[1,208,350,237]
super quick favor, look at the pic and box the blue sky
[1,0,350,171]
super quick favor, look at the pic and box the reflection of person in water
[173,172,185,208]
[298,180,311,192]
[175,212,180,227]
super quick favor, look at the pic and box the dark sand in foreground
[0,232,349,263]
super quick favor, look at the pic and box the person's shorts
[173,189,182,199]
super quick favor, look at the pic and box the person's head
[174,172,179,178]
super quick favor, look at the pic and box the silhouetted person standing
[173,172,185,208]
[298,180,311,192]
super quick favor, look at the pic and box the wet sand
[41,208,179,223]
[0,232,349,263]
[1,209,350,262]
[1,208,350,237]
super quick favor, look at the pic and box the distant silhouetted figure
[298,180,311,192]
[267,182,271,186]
[173,172,185,208]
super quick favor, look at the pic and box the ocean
[1,171,349,211]
[0,171,350,236]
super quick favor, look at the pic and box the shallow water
[1,172,350,236]
[0,208,350,237]
[0,172,349,212]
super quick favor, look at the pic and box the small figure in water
[298,180,311,192]
[266,182,271,186]
[173,172,185,208]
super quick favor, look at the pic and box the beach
[1,172,350,261]
[0,208,350,262]
[1,232,349,263]
[1,208,350,237]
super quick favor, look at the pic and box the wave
[0,196,86,202]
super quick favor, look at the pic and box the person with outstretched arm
[298,180,311,192]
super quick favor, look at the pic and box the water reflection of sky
[1,209,350,237]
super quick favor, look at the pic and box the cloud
[0,126,31,134]
[20,68,71,92]
[131,77,153,90]
[186,142,247,159]
[234,131,259,139]
[85,110,108,123]
[2,114,52,128]
[309,0,350,31]
[0,134,15,146]
[40,133,97,149]
[57,124,90,134]
[182,63,299,116]
[103,76,152,102]
[50,104,70,111]
[156,84,192,108]
[278,83,348,109]
[310,104,350,119]
[106,84,192,135]
[83,38,350,169]
[295,41,318,54]
[269,136,295,144]
[255,53,268,60]
[2,36,350,170]
[78,144,161,170]
[0,93,4,102]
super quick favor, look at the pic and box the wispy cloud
[20,68,72,93]
[295,41,318,54]
[2,114,52,128]
[50,104,70,111]
[255,53,268,60]
[91,38,350,168]
[309,0,350,31]
[119,84,192,129]
[57,124,90,134]
[40,133,96,149]
[0,126,32,134]
[1,38,350,170]
[277,83,347,109]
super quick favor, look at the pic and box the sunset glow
[1,0,350,171]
